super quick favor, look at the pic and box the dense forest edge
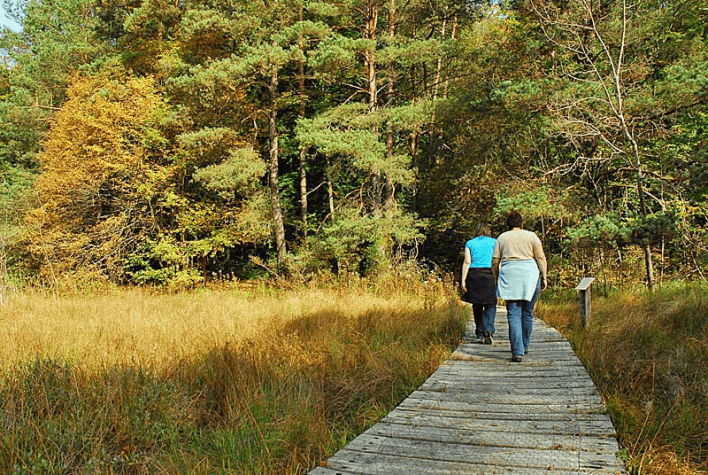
[0,0,707,472]
[1,0,706,292]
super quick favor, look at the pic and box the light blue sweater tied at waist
[497,259,540,301]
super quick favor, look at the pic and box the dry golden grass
[635,447,708,475]
[0,285,435,371]
[0,277,465,474]
[539,281,708,475]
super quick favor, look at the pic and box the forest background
[1,0,706,290]
[1,0,707,473]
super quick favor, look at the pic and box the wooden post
[0,235,7,305]
[575,277,595,328]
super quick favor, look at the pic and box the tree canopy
[1,0,706,287]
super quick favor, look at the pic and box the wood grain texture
[308,307,627,474]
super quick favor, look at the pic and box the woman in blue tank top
[461,223,497,344]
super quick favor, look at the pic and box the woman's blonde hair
[474,223,491,237]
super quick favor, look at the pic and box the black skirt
[465,268,497,305]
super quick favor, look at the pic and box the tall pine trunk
[364,0,382,218]
[298,3,308,238]
[384,0,397,215]
[268,67,287,274]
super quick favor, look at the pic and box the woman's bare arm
[461,247,472,292]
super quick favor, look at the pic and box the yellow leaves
[37,73,164,210]
[22,64,270,286]
[22,70,171,282]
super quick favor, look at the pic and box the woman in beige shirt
[492,211,547,362]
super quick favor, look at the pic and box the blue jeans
[506,279,540,356]
[473,303,496,337]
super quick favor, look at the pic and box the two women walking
[462,211,548,362]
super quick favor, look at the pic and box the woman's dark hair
[506,211,523,230]
[474,223,491,237]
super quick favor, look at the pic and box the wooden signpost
[575,277,595,328]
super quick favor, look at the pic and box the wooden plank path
[309,307,626,475]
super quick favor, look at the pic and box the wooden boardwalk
[309,307,626,475]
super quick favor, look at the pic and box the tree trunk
[0,235,7,305]
[426,8,447,167]
[326,155,335,215]
[636,163,655,291]
[364,0,382,217]
[298,3,308,238]
[268,68,287,274]
[611,0,654,290]
[625,123,654,291]
[384,0,396,215]
[298,148,308,237]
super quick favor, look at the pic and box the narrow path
[309,307,626,475]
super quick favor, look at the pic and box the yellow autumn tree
[23,70,170,284]
[22,68,272,287]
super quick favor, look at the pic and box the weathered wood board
[308,307,627,474]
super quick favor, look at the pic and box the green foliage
[628,211,679,246]
[293,205,425,277]
[565,209,680,249]
[1,0,708,286]
[0,0,104,162]
[490,79,544,104]
[0,164,35,229]
[192,146,266,200]
[297,103,417,188]
[494,187,569,229]
[297,104,387,167]
[565,213,632,246]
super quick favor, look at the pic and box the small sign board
[575,277,595,291]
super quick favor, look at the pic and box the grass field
[1,278,706,474]
[1,285,446,370]
[539,281,708,475]
[0,279,466,474]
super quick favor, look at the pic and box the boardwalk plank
[388,405,615,422]
[408,389,604,405]
[310,465,622,475]
[309,468,358,475]
[338,434,621,469]
[326,449,624,475]
[435,364,591,375]
[308,309,626,474]
[381,410,618,436]
[365,422,620,452]
[419,381,599,393]
[398,398,607,415]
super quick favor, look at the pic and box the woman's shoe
[511,355,523,363]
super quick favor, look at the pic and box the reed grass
[539,281,708,475]
[0,277,466,474]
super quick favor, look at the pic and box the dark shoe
[524,348,529,355]
[484,331,493,345]
[511,355,523,363]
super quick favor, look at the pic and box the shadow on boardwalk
[310,306,627,475]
